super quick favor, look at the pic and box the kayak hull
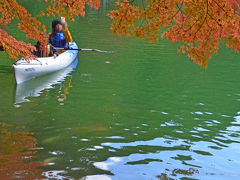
[12,42,78,84]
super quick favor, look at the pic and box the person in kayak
[49,17,73,58]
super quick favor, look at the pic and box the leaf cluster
[108,0,240,68]
[0,0,99,60]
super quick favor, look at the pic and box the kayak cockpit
[13,42,78,84]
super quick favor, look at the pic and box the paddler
[49,17,73,58]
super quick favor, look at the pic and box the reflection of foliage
[0,122,44,179]
[157,168,199,179]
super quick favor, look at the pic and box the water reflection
[0,122,44,179]
[14,59,78,105]
[90,113,240,179]
[31,110,240,179]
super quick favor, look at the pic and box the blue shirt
[49,32,67,49]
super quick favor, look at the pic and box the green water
[1,1,240,179]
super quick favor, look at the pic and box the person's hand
[53,53,57,58]
[61,17,65,23]
[61,17,68,29]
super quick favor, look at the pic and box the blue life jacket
[49,32,67,49]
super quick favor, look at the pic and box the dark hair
[52,19,62,33]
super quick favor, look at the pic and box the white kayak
[12,41,78,84]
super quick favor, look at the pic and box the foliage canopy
[0,0,239,67]
[109,0,240,67]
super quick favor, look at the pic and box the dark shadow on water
[14,58,78,105]
[0,65,13,74]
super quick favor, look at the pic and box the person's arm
[61,17,73,43]
[64,28,73,43]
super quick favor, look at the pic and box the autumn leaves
[0,0,239,67]
[41,0,100,19]
[109,0,240,68]
[0,0,48,60]
[0,0,100,61]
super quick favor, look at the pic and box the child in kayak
[49,17,73,58]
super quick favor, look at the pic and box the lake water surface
[0,1,240,179]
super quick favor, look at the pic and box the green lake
[0,1,240,179]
